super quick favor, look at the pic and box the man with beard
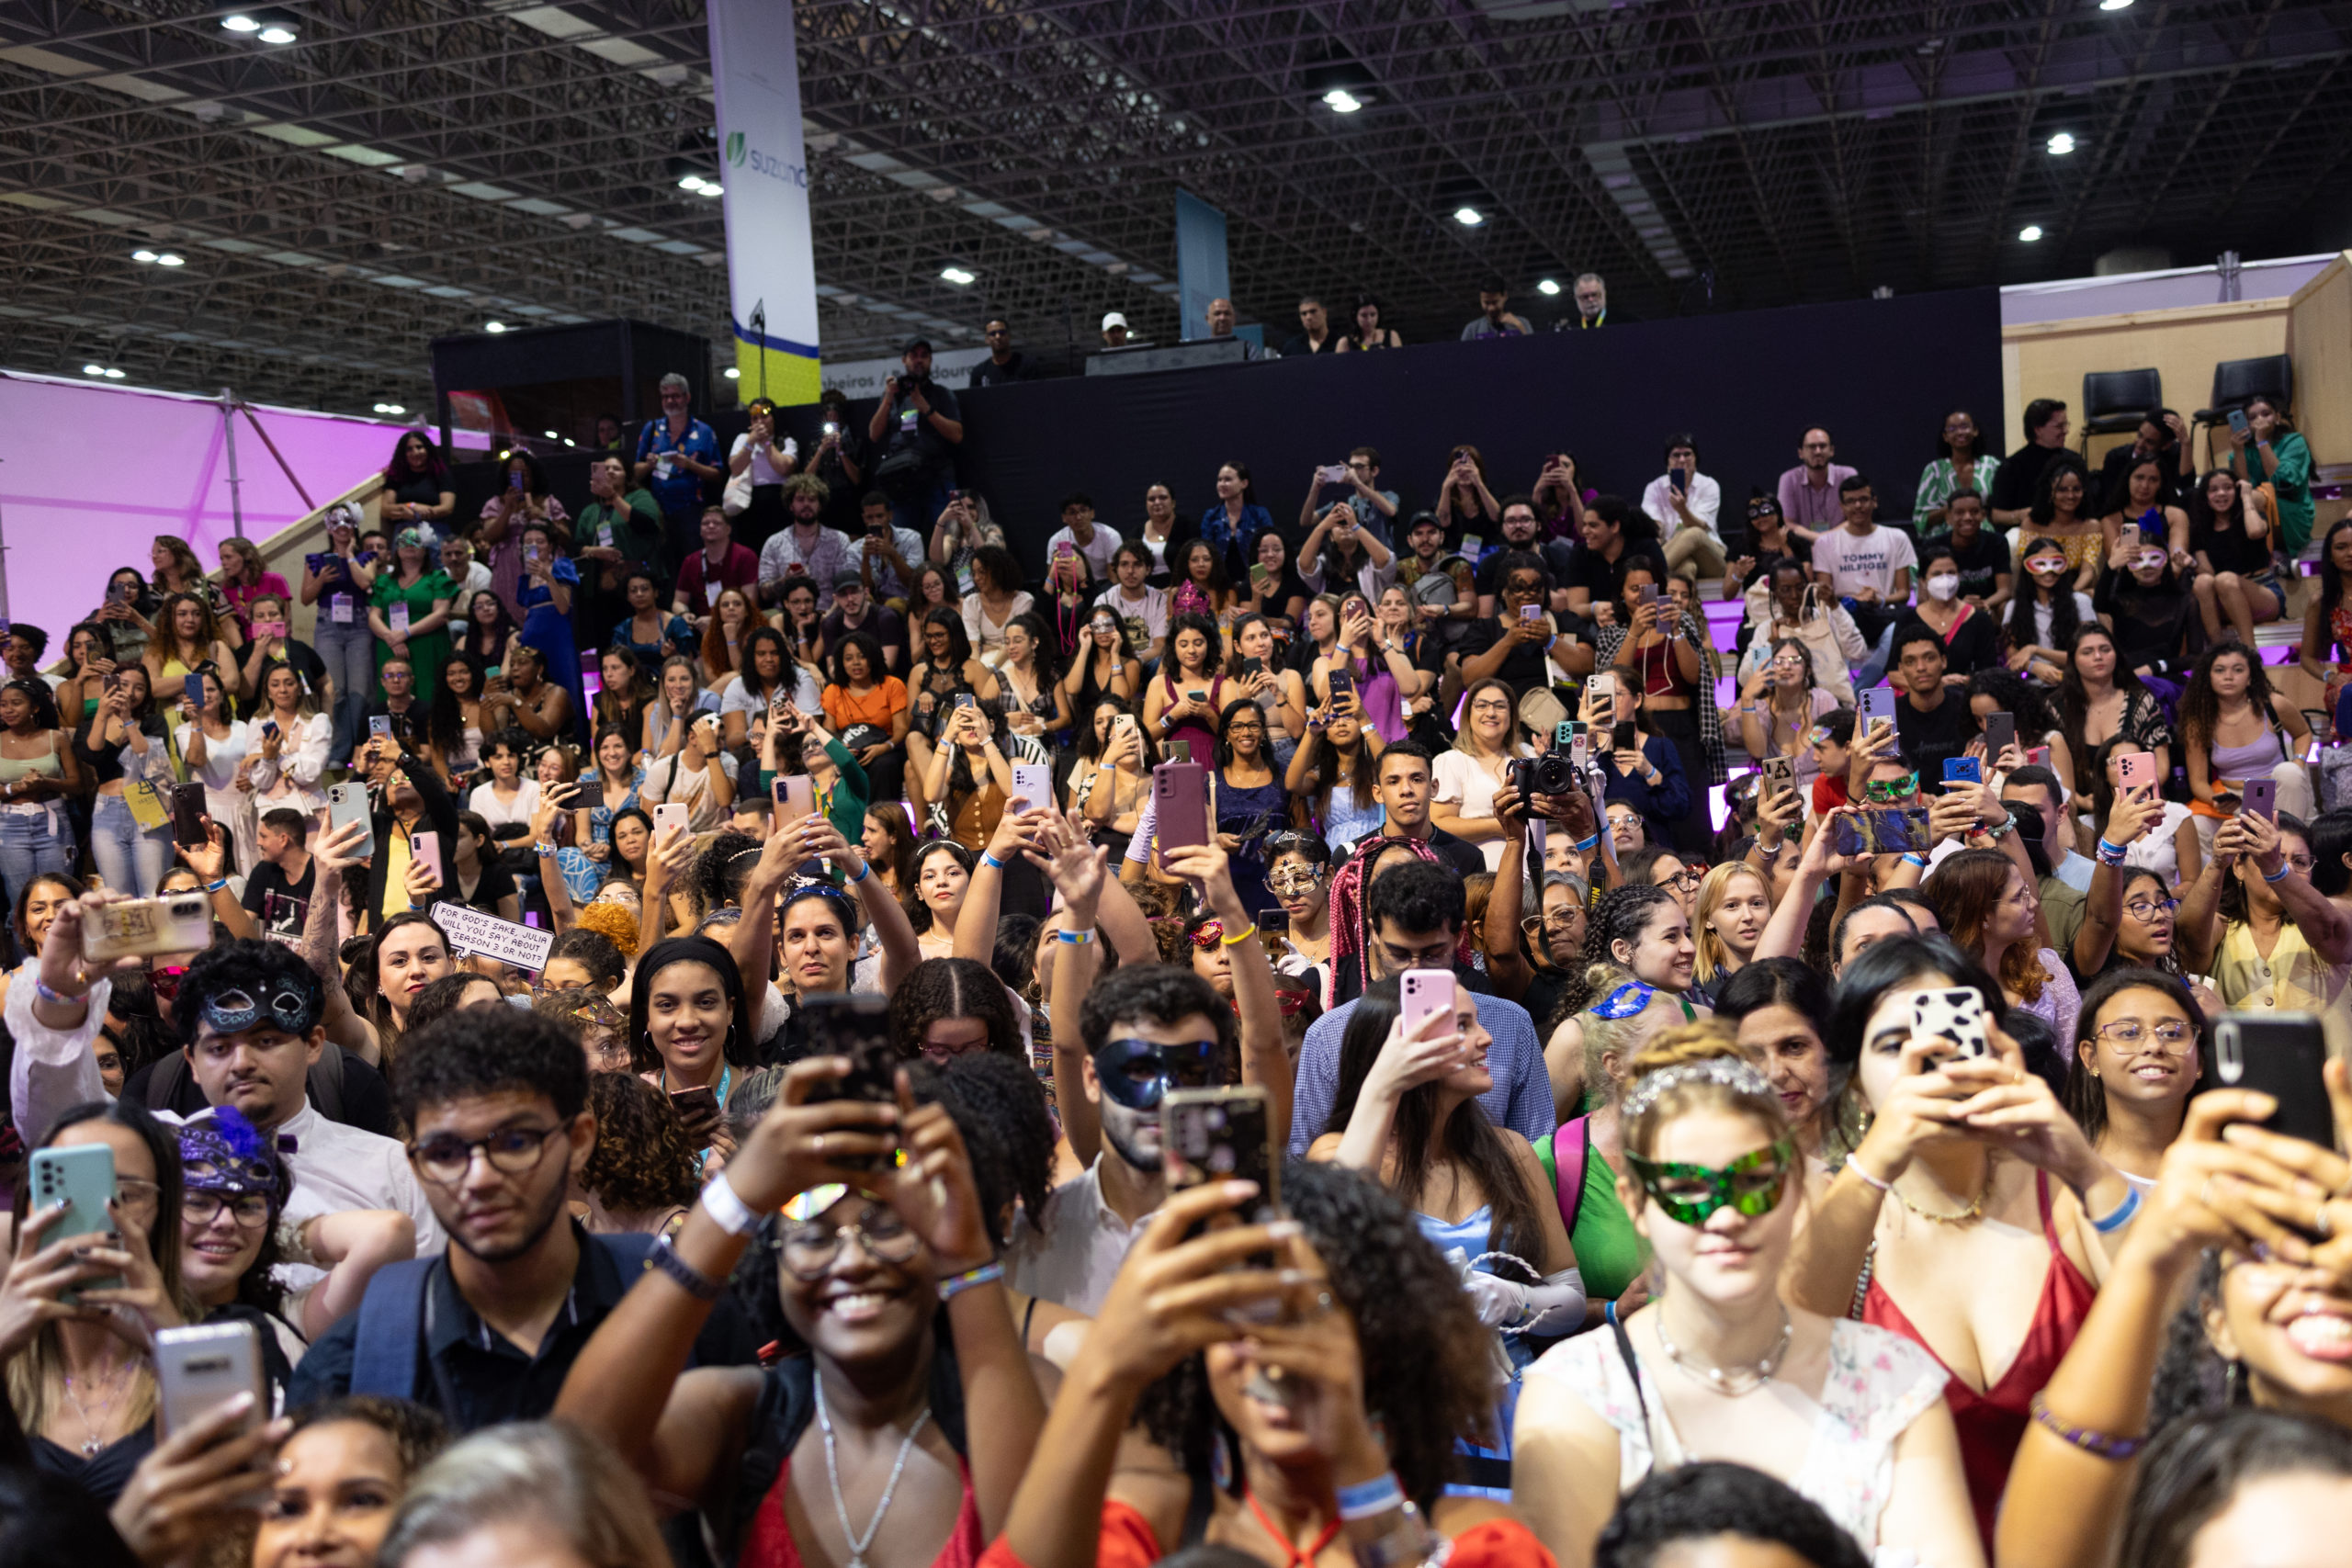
[289,1007,745,1426]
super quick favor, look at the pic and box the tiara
[1623,1057,1774,1122]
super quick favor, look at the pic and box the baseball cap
[901,335,932,354]
[1102,311,1129,332]
[833,571,865,594]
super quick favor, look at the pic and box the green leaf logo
[726,131,746,166]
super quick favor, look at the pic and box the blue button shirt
[1287,991,1553,1156]
[634,417,719,516]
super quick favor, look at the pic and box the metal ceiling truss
[0,0,2343,417]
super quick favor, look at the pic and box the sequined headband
[1622,1057,1775,1122]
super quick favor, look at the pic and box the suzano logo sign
[718,128,808,190]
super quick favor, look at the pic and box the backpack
[145,1041,346,1123]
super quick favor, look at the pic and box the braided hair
[1557,883,1678,1018]
[1322,835,1442,1008]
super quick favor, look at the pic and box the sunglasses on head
[1093,1038,1221,1111]
[1625,1139,1798,1225]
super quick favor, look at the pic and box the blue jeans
[87,794,170,898]
[1853,622,1898,694]
[313,619,375,765]
[0,806,72,926]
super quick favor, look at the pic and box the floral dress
[556,766,642,903]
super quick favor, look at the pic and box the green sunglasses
[1624,1139,1798,1225]
[1863,773,1918,803]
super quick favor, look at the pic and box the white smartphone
[1400,968,1456,1039]
[1010,761,1053,812]
[1910,987,1988,1061]
[652,802,691,839]
[154,1321,266,1439]
[326,783,375,862]
[1589,672,1616,708]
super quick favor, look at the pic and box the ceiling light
[1322,88,1362,114]
[2046,131,2075,155]
[723,367,741,379]
[698,183,722,198]
[939,265,977,286]
[543,430,560,439]
[2018,224,2044,243]
[156,253,185,266]
[484,321,506,333]
[1453,207,1485,227]
[563,438,576,447]
[677,174,706,191]
[105,368,124,379]
[256,25,295,43]
[132,249,157,263]
[2098,0,2132,9]
[1536,278,1561,296]
[82,364,107,376]
[220,14,260,30]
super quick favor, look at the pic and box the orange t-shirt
[823,676,908,734]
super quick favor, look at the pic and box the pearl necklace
[1654,1308,1792,1396]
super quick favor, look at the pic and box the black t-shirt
[1990,444,2062,514]
[456,856,517,914]
[1423,828,1487,877]
[242,860,318,942]
[2096,444,2190,516]
[967,354,1030,389]
[1893,688,1973,778]
[877,380,963,470]
[1457,616,1557,699]
[1562,541,1669,610]
[821,604,907,660]
[1942,531,2011,604]
[1475,537,1576,597]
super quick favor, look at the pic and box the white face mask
[1924,573,1961,602]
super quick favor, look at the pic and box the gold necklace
[1896,1158,1993,1225]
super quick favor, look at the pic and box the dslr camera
[1509,721,1581,799]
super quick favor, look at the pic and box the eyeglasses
[2123,897,2180,919]
[1657,866,1703,891]
[1627,1140,1798,1225]
[407,1123,567,1185]
[185,1190,271,1228]
[781,1201,922,1280]
[2094,1019,2196,1051]
[114,1177,161,1213]
[1523,909,1582,932]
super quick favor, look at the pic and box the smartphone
[154,1320,267,1440]
[368,715,393,739]
[1327,669,1355,699]
[2243,778,2278,821]
[1010,761,1053,812]
[325,782,375,861]
[1759,754,1795,799]
[1669,466,1689,496]
[1611,719,1637,750]
[409,831,439,877]
[1638,583,1661,613]
[2214,1013,2336,1147]
[1250,563,1271,589]
[180,672,207,710]
[1942,756,1984,787]
[2026,745,2052,770]
[1911,986,1990,1061]
[1589,672,1616,708]
[1859,686,1896,724]
[1831,807,1930,857]
[1983,711,2017,759]
[1240,656,1264,678]
[953,693,976,710]
[777,773,815,820]
[81,890,213,962]
[171,782,209,848]
[1258,908,1290,939]
[1555,721,1577,748]
[2117,750,2158,790]
[1401,968,1456,1039]
[253,621,286,642]
[652,802,691,839]
[1153,754,1210,860]
[1161,1085,1279,1233]
[1520,604,1543,623]
[28,1144,119,1302]
[666,1086,721,1143]
[1527,817,1547,862]
[799,993,899,1168]
[822,421,840,438]
[2228,408,2253,443]
[1186,688,1208,704]
[1170,739,1192,764]
[1317,464,1349,486]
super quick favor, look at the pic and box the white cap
[1101,311,1128,331]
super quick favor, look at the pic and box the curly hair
[939,1053,1056,1239]
[547,928,626,989]
[1132,1161,1497,1508]
[887,957,1024,1063]
[284,1394,450,1479]
[572,898,639,958]
[1966,667,2061,754]
[1558,883,1679,1018]
[579,1073,700,1217]
[691,830,765,915]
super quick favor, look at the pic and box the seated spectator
[1431,678,1532,870]
[1092,542,1168,666]
[1987,398,2071,525]
[2177,643,2312,835]
[2188,467,2283,649]
[1456,550,1589,702]
[961,544,1034,661]
[2099,451,2193,570]
[1733,637,1840,780]
[377,1421,666,1567]
[1913,406,2004,536]
[1284,691,1385,855]
[1809,473,1915,688]
[1641,433,1725,581]
[1889,626,1975,780]
[2058,625,2174,797]
[2090,405,2191,518]
[671,506,761,626]
[1778,425,1858,533]
[2222,392,2314,554]
[1592,563,1718,848]
[1045,491,1122,581]
[1579,663,1690,853]
[1562,495,1668,623]
[757,474,854,615]
[1902,543,2002,676]
[1737,557,1862,707]
[819,571,906,674]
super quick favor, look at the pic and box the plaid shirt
[1594,610,1728,787]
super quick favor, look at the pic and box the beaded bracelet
[30,976,77,1008]
[2030,1390,2146,1461]
[936,1260,1004,1303]
[1846,1158,1894,1197]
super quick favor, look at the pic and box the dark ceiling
[2,0,2346,418]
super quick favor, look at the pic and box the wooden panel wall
[2287,254,2352,474]
[2001,298,2291,468]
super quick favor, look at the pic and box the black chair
[2196,354,2292,422]
[2080,368,2162,448]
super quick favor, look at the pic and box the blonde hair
[1574,964,1684,1111]
[1622,1021,1792,1163]
[1691,863,1770,986]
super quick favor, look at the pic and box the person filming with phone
[2172,806,2352,1013]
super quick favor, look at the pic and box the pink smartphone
[777,774,814,820]
[652,803,691,838]
[409,831,438,875]
[2116,750,2157,790]
[2243,778,2278,820]
[1151,756,1208,859]
[1400,968,1456,1039]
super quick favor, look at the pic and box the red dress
[1860,1170,2095,1544]
[976,1500,1556,1568]
[741,1455,985,1568]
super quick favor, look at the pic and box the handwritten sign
[431,902,555,973]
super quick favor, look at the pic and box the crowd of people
[0,367,2341,1568]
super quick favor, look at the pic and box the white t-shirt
[1431,748,1526,871]
[730,431,800,488]
[2030,593,2099,651]
[1639,471,1724,539]
[1810,525,1918,599]
[1047,524,1124,581]
[2121,800,2193,885]
[1093,583,1169,649]
[721,669,823,721]
[469,778,542,831]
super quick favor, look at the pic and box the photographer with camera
[866,336,966,539]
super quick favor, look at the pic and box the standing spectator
[380,431,456,533]
[2091,407,2191,518]
[1988,398,2071,526]
[1594,565,1722,850]
[1045,491,1122,581]
[1201,296,1262,360]
[248,662,332,821]
[1912,408,2005,534]
[756,475,854,615]
[1561,495,1669,621]
[571,455,662,643]
[1809,475,1916,687]
[510,525,583,740]
[368,529,458,707]
[1435,444,1500,541]
[1099,310,1133,347]
[851,490,926,607]
[722,396,796,550]
[1280,294,1340,355]
[802,385,869,536]
[1777,425,1858,532]
[212,538,288,644]
[1336,290,1404,351]
[967,316,1034,387]
[75,665,175,896]
[144,592,242,709]
[1566,268,1623,327]
[1461,275,1532,339]
[1197,460,1271,570]
[670,507,760,627]
[866,335,965,536]
[2224,393,2316,556]
[1455,551,1583,702]
[0,679,77,914]
[477,452,569,577]
[630,372,721,574]
[1642,433,1726,581]
[437,535,492,624]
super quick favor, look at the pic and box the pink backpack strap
[1554,1115,1591,1225]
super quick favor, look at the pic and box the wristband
[936,1260,1004,1303]
[1899,853,1928,868]
[1569,832,1600,853]
[980,852,1007,871]
[205,878,230,894]
[1845,1157,1893,1196]
[1056,928,1094,944]
[2030,1390,2146,1461]
[648,1235,726,1301]
[2097,838,2126,858]
[536,841,558,857]
[1336,1472,1408,1522]
[698,1170,762,1237]
[848,860,871,882]
[2263,859,2293,884]
[30,976,79,1008]
[1219,921,1259,947]
[2089,1184,2143,1234]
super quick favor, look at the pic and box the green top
[1533,1125,1650,1303]
[760,738,870,846]
[1912,453,2003,531]
[2233,431,2315,554]
[369,568,458,705]
[578,491,663,568]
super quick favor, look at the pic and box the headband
[1623,1057,1775,1122]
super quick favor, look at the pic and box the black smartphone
[2214,1014,2335,1148]
[1161,1086,1280,1255]
[1611,719,1636,750]
[1327,669,1355,698]
[1240,656,1264,678]
[667,1087,720,1143]
[171,783,209,849]
[1258,907,1289,939]
[1983,711,2016,759]
[799,993,898,1169]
